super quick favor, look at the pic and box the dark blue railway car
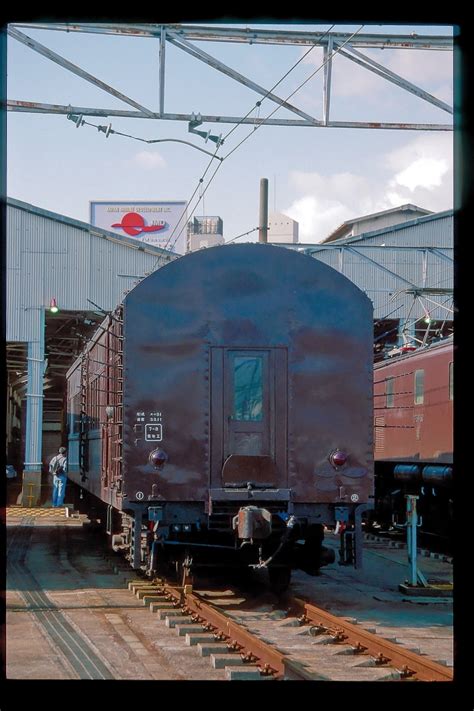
[67,244,373,587]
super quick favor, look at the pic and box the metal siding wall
[89,236,161,309]
[309,218,453,325]
[7,204,167,342]
[311,250,339,270]
[352,211,427,236]
[7,207,43,341]
[357,214,453,248]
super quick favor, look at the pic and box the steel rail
[291,597,453,681]
[163,584,309,679]
[160,582,452,681]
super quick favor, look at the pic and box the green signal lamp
[49,298,59,314]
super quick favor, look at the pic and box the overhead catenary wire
[371,270,454,346]
[72,24,344,268]
[225,226,259,244]
[373,297,453,346]
[222,25,364,162]
[76,120,225,161]
[158,24,362,260]
[220,24,336,145]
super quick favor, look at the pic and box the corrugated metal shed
[6,197,179,485]
[325,210,453,248]
[305,210,453,323]
[323,204,433,242]
[6,198,175,342]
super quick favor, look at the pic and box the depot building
[6,198,177,505]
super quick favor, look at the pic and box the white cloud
[282,132,453,242]
[385,190,409,207]
[394,157,448,191]
[386,131,452,171]
[133,151,166,169]
[284,171,385,242]
[386,132,452,207]
[285,195,352,242]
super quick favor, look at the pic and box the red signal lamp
[149,448,168,470]
[329,449,348,468]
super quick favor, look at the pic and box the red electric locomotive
[373,337,453,543]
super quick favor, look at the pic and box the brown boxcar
[67,243,373,586]
[373,338,453,540]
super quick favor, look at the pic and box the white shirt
[49,453,67,475]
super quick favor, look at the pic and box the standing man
[49,446,68,507]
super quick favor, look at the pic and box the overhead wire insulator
[67,113,85,127]
[98,123,113,138]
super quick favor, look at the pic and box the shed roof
[7,197,176,257]
[322,204,433,243]
[318,208,450,247]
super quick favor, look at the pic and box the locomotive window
[386,377,395,408]
[449,362,453,400]
[233,356,263,421]
[414,369,424,405]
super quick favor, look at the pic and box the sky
[6,21,454,249]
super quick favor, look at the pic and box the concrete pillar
[21,309,45,507]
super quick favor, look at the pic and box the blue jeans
[52,473,67,507]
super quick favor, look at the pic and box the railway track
[5,510,453,682]
[124,571,454,682]
[7,523,116,680]
[5,517,227,680]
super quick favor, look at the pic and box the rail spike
[399,665,416,679]
[332,630,348,643]
[241,651,258,664]
[374,653,391,666]
[352,642,368,654]
[309,624,328,636]
[259,663,276,677]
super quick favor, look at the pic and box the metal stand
[403,495,427,588]
[130,509,143,570]
[338,503,370,568]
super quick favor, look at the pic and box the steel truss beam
[7,23,453,131]
[6,101,452,132]
[300,244,453,298]
[10,23,453,49]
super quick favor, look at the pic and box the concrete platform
[5,505,85,527]
[398,583,453,597]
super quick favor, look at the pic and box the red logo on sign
[111,212,167,237]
